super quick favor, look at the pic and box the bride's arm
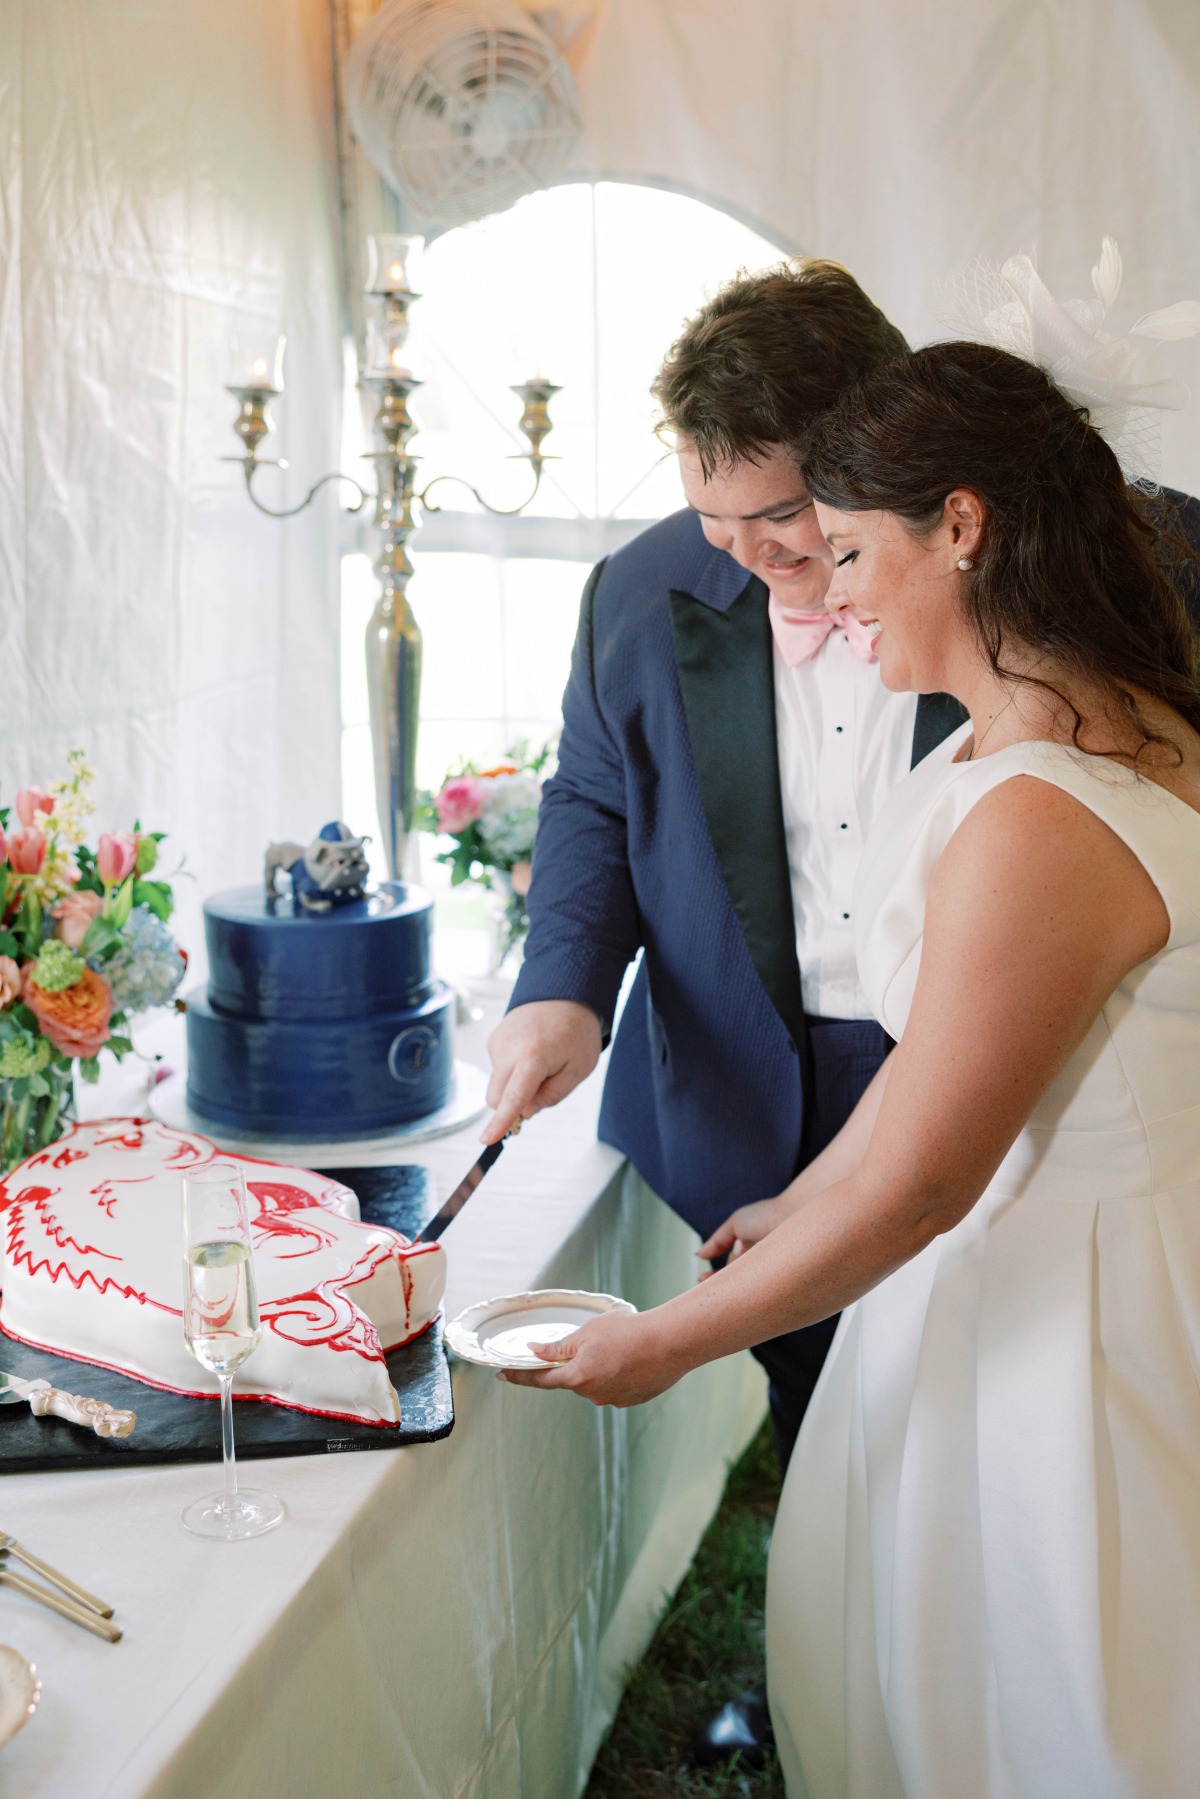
[505,775,1170,1405]
[697,1057,894,1266]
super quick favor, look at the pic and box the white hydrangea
[475,773,540,866]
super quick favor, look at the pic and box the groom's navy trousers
[511,496,1200,1469]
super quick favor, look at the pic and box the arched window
[340,182,783,957]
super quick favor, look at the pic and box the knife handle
[27,1387,137,1440]
[0,1567,122,1642]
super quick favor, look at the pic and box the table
[0,999,766,1798]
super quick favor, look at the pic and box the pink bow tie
[768,596,878,667]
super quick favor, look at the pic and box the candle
[366,233,424,295]
[365,314,415,380]
[228,332,285,392]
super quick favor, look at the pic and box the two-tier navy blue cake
[186,879,455,1138]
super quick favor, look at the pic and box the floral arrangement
[418,741,552,963]
[0,752,186,1171]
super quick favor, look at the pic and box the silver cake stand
[148,1058,489,1165]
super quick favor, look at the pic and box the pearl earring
[956,555,974,571]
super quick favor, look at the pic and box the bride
[502,332,1200,1795]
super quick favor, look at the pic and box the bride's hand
[497,1309,687,1408]
[697,1195,789,1271]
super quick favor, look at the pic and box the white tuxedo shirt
[774,629,917,1020]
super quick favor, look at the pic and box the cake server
[0,1370,137,1439]
[417,1138,509,1243]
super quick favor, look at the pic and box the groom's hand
[483,1000,604,1143]
[697,1196,788,1271]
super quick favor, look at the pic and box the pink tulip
[435,776,485,835]
[15,788,53,828]
[53,889,104,951]
[96,831,137,887]
[0,956,20,1009]
[8,828,47,875]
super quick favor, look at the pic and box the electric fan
[345,0,584,228]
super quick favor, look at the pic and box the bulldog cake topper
[264,821,371,913]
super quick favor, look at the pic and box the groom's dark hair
[653,259,909,477]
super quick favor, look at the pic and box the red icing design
[0,1116,445,1425]
[247,1182,341,1259]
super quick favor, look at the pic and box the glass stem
[219,1373,239,1505]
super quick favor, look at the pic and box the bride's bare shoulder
[927,773,1169,967]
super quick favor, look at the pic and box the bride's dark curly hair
[799,341,1200,753]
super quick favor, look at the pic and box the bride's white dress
[767,726,1200,1799]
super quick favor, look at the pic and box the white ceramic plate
[0,1646,40,1751]
[445,1288,636,1371]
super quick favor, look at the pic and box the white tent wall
[563,0,1200,494]
[0,0,344,964]
[2,0,1199,966]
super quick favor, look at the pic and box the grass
[585,1422,787,1798]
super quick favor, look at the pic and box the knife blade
[0,1372,50,1406]
[417,1138,508,1243]
[0,1370,137,1439]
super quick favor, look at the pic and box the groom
[485,261,948,1463]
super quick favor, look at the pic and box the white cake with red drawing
[0,1118,445,1426]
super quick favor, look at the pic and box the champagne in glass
[181,1162,283,1541]
[185,1240,260,1374]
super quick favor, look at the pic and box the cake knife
[417,1136,510,1244]
[0,1371,137,1439]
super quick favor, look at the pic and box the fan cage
[346,0,583,228]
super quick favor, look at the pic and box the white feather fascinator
[941,239,1200,485]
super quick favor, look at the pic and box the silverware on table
[0,1532,112,1618]
[0,1369,136,1439]
[0,1567,121,1643]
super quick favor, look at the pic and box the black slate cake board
[0,1165,453,1473]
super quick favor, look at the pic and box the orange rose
[23,966,114,1061]
[476,763,519,779]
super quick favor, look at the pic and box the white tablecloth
[0,1006,765,1798]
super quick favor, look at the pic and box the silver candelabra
[224,234,559,879]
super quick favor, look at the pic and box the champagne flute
[181,1162,283,1541]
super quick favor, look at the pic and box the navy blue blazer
[509,496,1200,1243]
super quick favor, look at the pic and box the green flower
[30,940,85,992]
[135,834,158,875]
[0,1035,51,1078]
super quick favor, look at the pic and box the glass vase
[0,1063,76,1175]
[487,871,529,979]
